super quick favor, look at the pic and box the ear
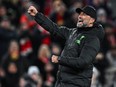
[91,18,95,23]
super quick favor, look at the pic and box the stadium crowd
[0,0,116,87]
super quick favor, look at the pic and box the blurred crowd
[0,0,116,87]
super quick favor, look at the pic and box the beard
[77,22,87,28]
[77,19,87,28]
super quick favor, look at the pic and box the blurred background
[0,0,116,87]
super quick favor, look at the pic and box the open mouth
[78,19,83,23]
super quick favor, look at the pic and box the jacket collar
[77,22,105,41]
[77,26,95,33]
[77,22,99,33]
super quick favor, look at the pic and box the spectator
[50,0,68,26]
[19,74,37,87]
[1,62,20,87]
[33,44,51,82]
[28,66,43,87]
[106,46,116,67]
[101,24,116,54]
[0,65,6,87]
[44,63,55,87]
[0,4,7,22]
[0,17,18,61]
[2,0,22,27]
[91,67,102,87]
[94,52,109,85]
[104,67,116,87]
[1,40,29,74]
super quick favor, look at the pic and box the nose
[78,15,82,20]
[78,14,82,19]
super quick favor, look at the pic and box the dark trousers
[55,81,82,87]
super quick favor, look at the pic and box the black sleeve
[34,13,72,39]
[58,37,100,69]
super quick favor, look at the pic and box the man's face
[77,12,95,28]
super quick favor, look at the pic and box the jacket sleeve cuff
[34,12,45,24]
[58,56,68,65]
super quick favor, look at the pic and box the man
[28,5,104,87]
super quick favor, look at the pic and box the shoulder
[85,35,100,44]
[84,35,100,49]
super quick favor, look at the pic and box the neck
[87,23,93,27]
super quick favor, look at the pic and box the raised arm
[28,6,72,39]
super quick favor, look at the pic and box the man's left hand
[51,55,59,63]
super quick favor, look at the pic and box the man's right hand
[28,6,38,16]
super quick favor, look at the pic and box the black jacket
[34,13,104,87]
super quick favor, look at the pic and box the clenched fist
[28,6,38,16]
[51,55,59,63]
